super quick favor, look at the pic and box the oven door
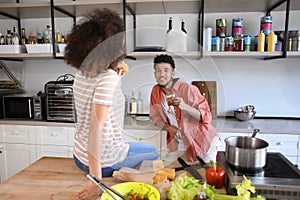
[3,96,34,119]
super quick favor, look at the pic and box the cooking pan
[225,129,269,169]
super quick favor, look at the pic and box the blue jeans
[73,142,158,177]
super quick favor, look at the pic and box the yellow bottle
[257,31,265,52]
[267,31,276,52]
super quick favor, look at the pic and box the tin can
[216,18,227,37]
[225,36,234,51]
[232,18,243,37]
[244,35,251,51]
[260,16,272,35]
[233,34,244,51]
[211,36,220,51]
[219,37,225,51]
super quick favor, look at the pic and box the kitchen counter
[1,117,300,134]
[0,156,226,199]
[0,157,122,199]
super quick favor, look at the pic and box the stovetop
[217,151,300,200]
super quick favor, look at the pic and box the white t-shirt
[73,69,129,167]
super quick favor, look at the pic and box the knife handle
[177,157,189,168]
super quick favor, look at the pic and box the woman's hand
[72,180,101,200]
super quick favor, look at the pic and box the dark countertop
[1,117,300,134]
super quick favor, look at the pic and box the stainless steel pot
[224,129,269,169]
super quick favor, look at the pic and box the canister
[260,16,272,35]
[203,27,213,51]
[244,35,251,51]
[233,34,244,51]
[292,36,300,51]
[211,36,220,51]
[216,18,227,37]
[232,18,243,37]
[225,36,234,51]
[219,36,225,51]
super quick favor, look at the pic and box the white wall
[1,10,299,118]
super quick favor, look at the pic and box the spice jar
[233,34,244,51]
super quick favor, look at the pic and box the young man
[150,54,219,162]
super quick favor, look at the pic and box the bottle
[11,27,20,45]
[181,19,187,34]
[37,32,44,44]
[43,25,52,43]
[129,91,138,115]
[20,28,27,45]
[0,34,5,45]
[267,31,276,52]
[5,29,12,45]
[55,29,62,43]
[257,31,265,52]
[167,17,172,34]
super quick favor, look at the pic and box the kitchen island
[0,156,227,199]
[0,157,122,199]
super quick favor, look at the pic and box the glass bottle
[5,29,12,45]
[11,27,20,45]
[181,19,187,34]
[129,91,137,115]
[55,29,62,43]
[43,25,52,43]
[167,17,172,34]
[20,28,27,45]
[37,32,44,44]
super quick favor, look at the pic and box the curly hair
[153,54,175,69]
[64,8,125,72]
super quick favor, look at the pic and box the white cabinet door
[258,133,299,165]
[3,125,35,144]
[1,143,36,182]
[0,143,4,182]
[123,129,167,156]
[35,126,75,159]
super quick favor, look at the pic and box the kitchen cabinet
[0,124,75,182]
[0,125,37,182]
[122,129,167,159]
[1,0,300,60]
[35,126,75,159]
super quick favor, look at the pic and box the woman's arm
[88,103,110,180]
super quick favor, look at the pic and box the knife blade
[196,156,209,169]
[177,157,204,183]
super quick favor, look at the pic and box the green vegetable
[204,175,266,200]
[167,176,200,200]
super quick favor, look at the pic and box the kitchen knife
[177,157,204,183]
[196,156,209,169]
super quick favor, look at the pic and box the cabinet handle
[51,132,58,137]
[14,131,19,135]
[276,142,283,146]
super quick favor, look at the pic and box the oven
[217,152,300,200]
[45,80,76,122]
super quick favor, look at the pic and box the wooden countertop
[0,157,122,199]
[0,156,226,199]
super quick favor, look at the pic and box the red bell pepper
[205,160,226,189]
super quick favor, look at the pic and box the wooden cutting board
[192,81,217,119]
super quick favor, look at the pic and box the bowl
[100,182,160,200]
[234,110,256,121]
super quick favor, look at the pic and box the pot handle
[251,128,260,138]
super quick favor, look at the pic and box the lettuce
[167,176,200,200]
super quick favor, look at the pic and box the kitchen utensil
[196,156,209,169]
[177,157,204,182]
[192,81,217,119]
[224,128,269,169]
[87,174,128,200]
